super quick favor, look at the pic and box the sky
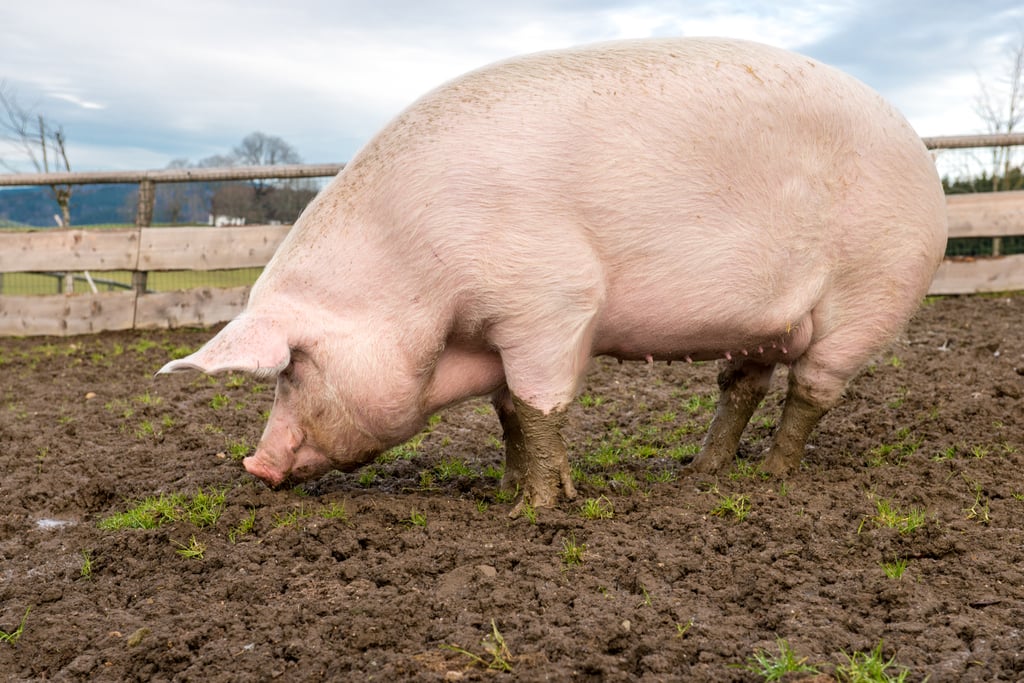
[1,1,1023,174]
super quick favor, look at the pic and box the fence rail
[1,135,1023,337]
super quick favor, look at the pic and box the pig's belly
[592,301,815,364]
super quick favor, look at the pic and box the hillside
[0,185,136,227]
[0,184,212,227]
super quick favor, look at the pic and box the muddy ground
[0,294,1022,681]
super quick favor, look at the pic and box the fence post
[134,178,155,293]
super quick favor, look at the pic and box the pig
[159,37,948,515]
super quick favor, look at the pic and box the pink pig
[160,37,948,514]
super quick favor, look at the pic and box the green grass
[408,509,427,527]
[269,501,348,530]
[356,467,378,487]
[320,501,348,521]
[740,637,820,681]
[0,607,30,645]
[494,487,518,504]
[226,439,251,460]
[1,268,262,296]
[80,550,94,579]
[710,492,751,522]
[441,619,513,673]
[560,533,586,567]
[98,488,227,530]
[964,479,992,524]
[684,393,717,414]
[272,505,313,528]
[729,459,769,481]
[881,556,909,580]
[579,496,614,520]
[174,535,206,560]
[186,488,228,527]
[229,508,257,542]
[867,428,921,467]
[860,498,926,535]
[433,457,475,481]
[836,642,910,682]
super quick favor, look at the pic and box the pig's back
[333,38,946,353]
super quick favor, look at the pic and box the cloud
[49,93,105,111]
[2,0,1022,169]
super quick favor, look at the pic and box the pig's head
[158,314,424,488]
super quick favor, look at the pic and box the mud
[1,294,1022,681]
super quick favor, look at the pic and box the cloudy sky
[1,1,1022,172]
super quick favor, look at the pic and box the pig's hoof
[759,452,799,477]
[507,471,577,519]
[682,449,730,476]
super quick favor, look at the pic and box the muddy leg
[760,374,828,475]
[685,361,775,475]
[491,387,527,494]
[504,393,577,517]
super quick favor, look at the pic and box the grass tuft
[229,508,257,542]
[560,532,586,567]
[859,498,925,535]
[836,641,910,682]
[710,492,751,522]
[98,488,227,530]
[174,535,206,560]
[0,607,30,646]
[740,637,820,681]
[442,619,513,672]
[881,556,909,580]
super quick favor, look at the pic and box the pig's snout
[243,444,333,488]
[243,450,288,488]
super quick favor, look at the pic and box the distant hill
[0,185,138,227]
[0,183,215,227]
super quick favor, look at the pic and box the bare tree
[0,82,74,226]
[155,158,211,225]
[234,131,302,167]
[233,131,303,199]
[974,35,1024,192]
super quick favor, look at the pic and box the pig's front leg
[495,392,577,517]
[685,360,775,474]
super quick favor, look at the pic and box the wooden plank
[0,291,137,336]
[923,133,1024,150]
[946,191,1024,238]
[0,163,343,187]
[138,225,291,271]
[0,228,140,273]
[134,287,251,329]
[929,254,1024,295]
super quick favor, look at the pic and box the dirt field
[1,294,1022,681]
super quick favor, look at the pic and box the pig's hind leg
[759,371,830,475]
[759,322,882,475]
[685,360,775,474]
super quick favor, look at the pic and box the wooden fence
[1,134,1023,336]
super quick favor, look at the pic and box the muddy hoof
[507,474,576,519]
[759,452,799,477]
[682,449,731,476]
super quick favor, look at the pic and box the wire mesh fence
[0,268,264,296]
[946,236,1024,257]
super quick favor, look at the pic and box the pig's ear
[157,316,291,378]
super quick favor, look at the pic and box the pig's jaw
[243,445,332,488]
